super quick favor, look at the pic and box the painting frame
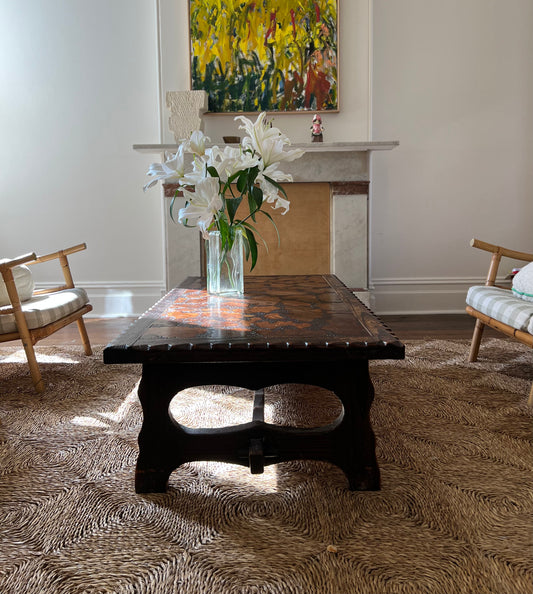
[188,0,339,114]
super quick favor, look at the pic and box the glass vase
[206,230,244,295]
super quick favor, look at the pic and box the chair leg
[76,318,93,356]
[21,340,44,392]
[528,383,533,408]
[468,319,485,362]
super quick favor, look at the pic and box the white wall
[157,0,372,143]
[372,0,533,313]
[0,0,164,316]
[1,0,531,316]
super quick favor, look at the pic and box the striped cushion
[466,285,533,333]
[0,288,89,334]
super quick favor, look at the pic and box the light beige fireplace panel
[246,183,330,277]
[164,183,368,290]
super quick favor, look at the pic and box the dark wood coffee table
[103,275,404,493]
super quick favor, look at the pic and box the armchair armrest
[470,238,533,262]
[0,253,37,314]
[29,243,87,293]
[470,238,533,287]
[30,243,87,265]
[0,253,37,273]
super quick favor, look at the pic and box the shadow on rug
[0,339,531,594]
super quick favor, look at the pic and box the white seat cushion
[0,288,89,334]
[466,285,533,333]
[0,263,34,306]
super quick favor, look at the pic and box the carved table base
[135,360,379,493]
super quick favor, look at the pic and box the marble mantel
[134,141,398,291]
[134,141,398,182]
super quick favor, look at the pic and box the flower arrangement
[144,112,303,271]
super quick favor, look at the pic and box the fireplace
[134,141,398,295]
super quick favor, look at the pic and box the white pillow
[512,261,533,302]
[0,262,35,306]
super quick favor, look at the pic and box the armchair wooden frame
[0,243,92,392]
[466,238,533,406]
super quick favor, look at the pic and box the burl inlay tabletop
[104,275,404,493]
[104,275,404,363]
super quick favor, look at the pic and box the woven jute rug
[0,339,531,594]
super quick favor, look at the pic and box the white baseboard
[370,276,508,315]
[35,277,507,317]
[35,281,166,318]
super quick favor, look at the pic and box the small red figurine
[311,113,324,142]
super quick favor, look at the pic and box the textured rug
[0,339,531,594]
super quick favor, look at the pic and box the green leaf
[217,210,229,228]
[247,166,259,186]
[263,174,288,199]
[247,195,257,221]
[243,227,258,271]
[226,195,243,224]
[219,220,232,252]
[240,220,269,253]
[251,185,263,210]
[169,188,183,223]
[169,195,177,223]
[236,170,248,193]
[243,233,250,261]
[227,169,243,184]
[222,178,237,200]
[258,210,281,247]
[207,166,219,178]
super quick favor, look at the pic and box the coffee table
[103,275,404,493]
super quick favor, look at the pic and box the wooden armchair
[0,243,92,392]
[465,238,533,406]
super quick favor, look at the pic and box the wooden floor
[34,314,501,346]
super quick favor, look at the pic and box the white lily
[180,155,210,187]
[178,176,223,238]
[235,112,283,151]
[235,112,305,168]
[185,130,210,156]
[143,145,185,191]
[257,166,293,214]
[259,137,305,169]
[211,146,260,182]
[272,195,290,214]
[179,146,221,187]
[143,113,303,273]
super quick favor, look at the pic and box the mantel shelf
[133,141,399,154]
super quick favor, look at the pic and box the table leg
[330,361,380,490]
[135,364,184,493]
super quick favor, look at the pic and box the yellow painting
[189,0,338,113]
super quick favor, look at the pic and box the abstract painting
[189,0,338,113]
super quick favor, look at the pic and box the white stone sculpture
[166,91,208,142]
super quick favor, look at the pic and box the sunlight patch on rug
[0,348,81,365]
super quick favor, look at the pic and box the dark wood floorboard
[37,317,137,346]
[31,314,503,346]
[381,314,501,341]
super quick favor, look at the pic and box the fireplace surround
[134,141,398,295]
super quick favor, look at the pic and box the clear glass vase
[206,230,244,295]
